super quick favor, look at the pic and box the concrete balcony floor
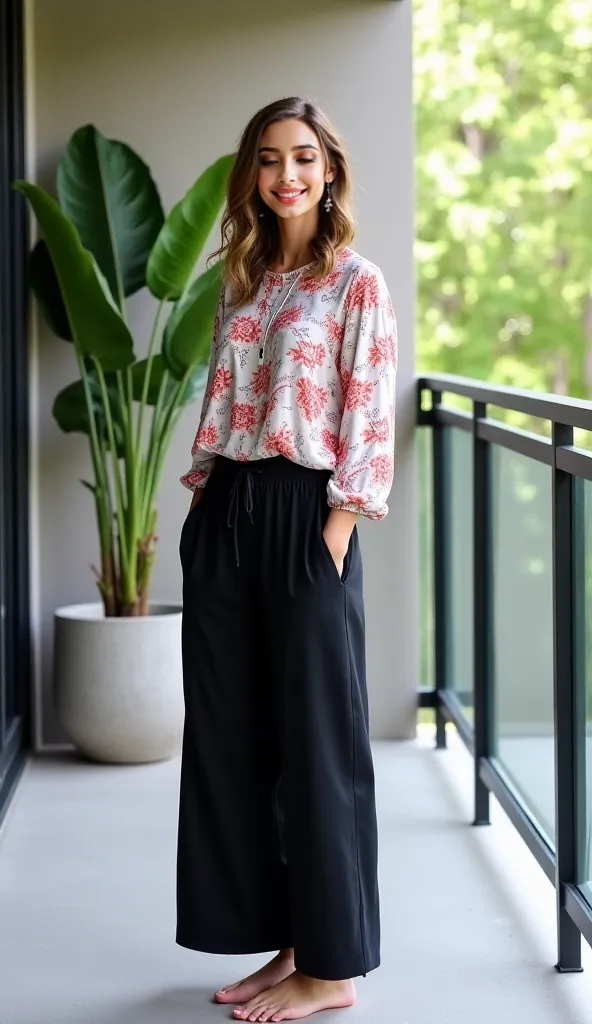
[1,730,592,1024]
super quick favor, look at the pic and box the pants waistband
[210,456,329,567]
[211,455,330,485]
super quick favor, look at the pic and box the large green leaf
[53,375,125,455]
[57,124,164,304]
[162,261,223,378]
[29,240,72,341]
[132,355,208,406]
[14,181,135,372]
[147,154,234,300]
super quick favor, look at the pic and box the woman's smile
[272,187,308,204]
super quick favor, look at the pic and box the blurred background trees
[414,0,592,429]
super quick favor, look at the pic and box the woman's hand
[322,508,358,578]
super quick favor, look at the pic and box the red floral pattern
[274,305,304,331]
[370,453,393,487]
[210,366,233,398]
[180,247,397,520]
[256,275,275,318]
[363,417,390,445]
[251,364,272,397]
[296,378,328,422]
[183,466,210,487]
[345,271,381,312]
[338,366,352,397]
[288,340,326,370]
[263,425,296,459]
[230,401,258,435]
[323,312,344,345]
[321,427,340,456]
[300,267,342,294]
[342,493,368,513]
[228,315,261,343]
[369,335,396,368]
[345,378,374,412]
[321,428,350,466]
[195,422,219,448]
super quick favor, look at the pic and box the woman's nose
[278,165,297,183]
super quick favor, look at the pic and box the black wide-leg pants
[176,455,380,980]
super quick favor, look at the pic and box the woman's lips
[272,189,307,205]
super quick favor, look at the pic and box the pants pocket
[319,521,355,587]
[179,499,204,568]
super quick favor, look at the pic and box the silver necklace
[258,271,303,366]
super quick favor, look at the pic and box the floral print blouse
[180,246,397,520]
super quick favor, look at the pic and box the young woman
[177,96,397,1023]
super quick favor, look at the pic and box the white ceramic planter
[53,602,184,764]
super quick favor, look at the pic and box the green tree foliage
[414,3,592,698]
[414,0,592,414]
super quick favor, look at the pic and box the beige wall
[26,0,417,746]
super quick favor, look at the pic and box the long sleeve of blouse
[180,247,397,520]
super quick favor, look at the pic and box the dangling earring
[324,181,333,213]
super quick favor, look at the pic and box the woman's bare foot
[215,950,295,1004]
[232,970,356,1021]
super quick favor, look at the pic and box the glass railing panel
[444,427,474,718]
[491,446,555,843]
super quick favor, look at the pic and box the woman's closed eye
[259,157,316,166]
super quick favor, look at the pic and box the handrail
[418,373,592,430]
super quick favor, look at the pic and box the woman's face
[257,118,334,221]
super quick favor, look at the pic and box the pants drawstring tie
[226,466,263,566]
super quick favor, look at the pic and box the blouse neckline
[263,247,355,283]
[264,259,316,282]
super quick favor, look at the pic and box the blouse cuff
[326,481,388,521]
[179,460,215,492]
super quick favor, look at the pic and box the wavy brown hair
[210,97,355,307]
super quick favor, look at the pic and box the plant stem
[115,364,139,604]
[141,368,171,530]
[136,299,166,459]
[143,370,191,523]
[77,353,116,613]
[94,359,131,598]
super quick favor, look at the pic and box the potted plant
[15,125,233,764]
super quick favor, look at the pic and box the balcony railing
[417,372,592,972]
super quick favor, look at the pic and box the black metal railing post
[417,374,592,960]
[552,422,582,971]
[473,401,493,826]
[571,478,589,891]
[432,389,447,748]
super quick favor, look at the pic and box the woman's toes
[234,1001,259,1022]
